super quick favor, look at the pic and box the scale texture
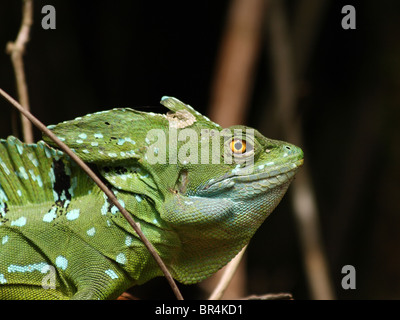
[0,97,303,299]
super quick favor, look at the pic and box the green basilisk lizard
[0,97,303,299]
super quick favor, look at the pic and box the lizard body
[0,97,303,299]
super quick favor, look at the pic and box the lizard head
[44,97,303,284]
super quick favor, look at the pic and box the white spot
[108,153,118,158]
[78,133,87,139]
[94,133,103,139]
[91,142,99,147]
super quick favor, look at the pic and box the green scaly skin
[0,97,303,299]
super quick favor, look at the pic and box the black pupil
[234,141,243,151]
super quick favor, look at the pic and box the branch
[0,88,184,300]
[208,245,247,300]
[6,0,34,143]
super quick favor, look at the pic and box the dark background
[0,0,399,299]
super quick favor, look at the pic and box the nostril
[285,146,291,151]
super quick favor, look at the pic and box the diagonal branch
[0,88,184,300]
[208,245,247,300]
[6,0,34,143]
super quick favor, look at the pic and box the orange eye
[230,139,246,154]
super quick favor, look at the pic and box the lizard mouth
[200,158,304,193]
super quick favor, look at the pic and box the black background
[1,0,399,300]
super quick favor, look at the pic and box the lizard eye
[230,139,247,154]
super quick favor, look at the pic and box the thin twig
[242,293,292,300]
[0,88,184,300]
[208,245,247,300]
[6,0,34,143]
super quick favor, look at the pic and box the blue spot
[11,217,27,227]
[124,137,136,145]
[18,167,29,180]
[101,194,108,215]
[55,256,68,270]
[116,253,126,265]
[0,159,10,175]
[66,209,80,221]
[16,144,23,155]
[125,236,133,246]
[111,206,118,215]
[0,186,8,202]
[8,262,48,273]
[43,207,57,222]
[105,269,119,280]
[87,227,96,236]
[28,153,39,167]
[0,274,6,284]
[45,148,52,158]
[2,235,9,245]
